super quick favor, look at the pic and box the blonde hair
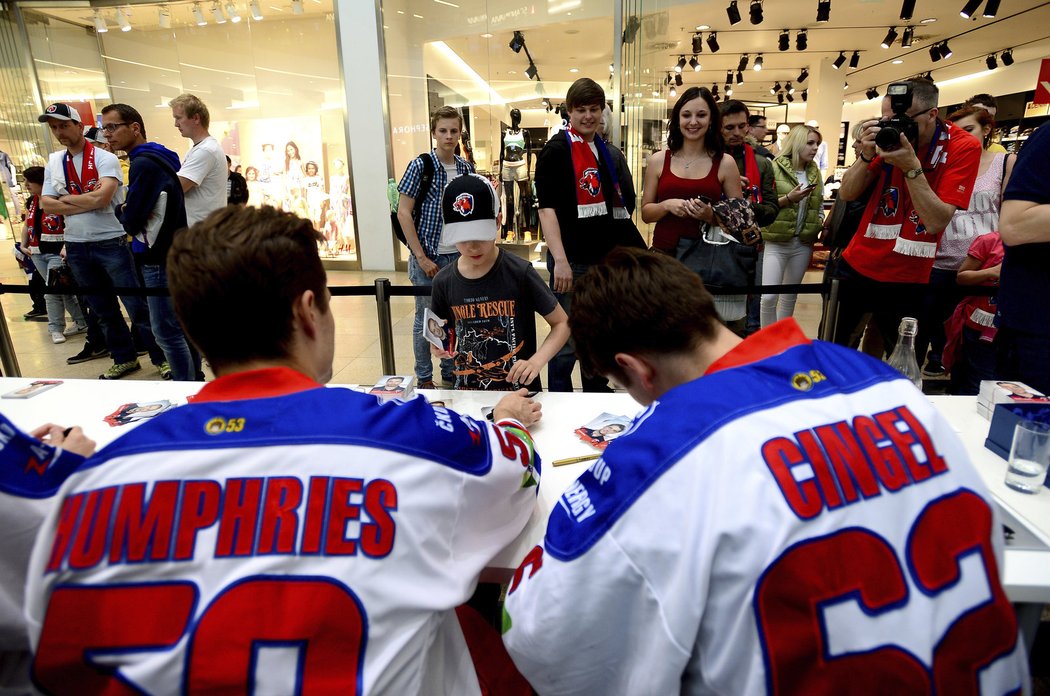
[169,93,210,129]
[780,125,822,171]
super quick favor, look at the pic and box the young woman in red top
[641,87,742,254]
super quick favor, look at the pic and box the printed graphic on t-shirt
[450,297,524,390]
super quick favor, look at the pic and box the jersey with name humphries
[502,320,1027,696]
[25,386,540,695]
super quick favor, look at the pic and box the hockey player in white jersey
[25,206,542,695]
[502,248,1028,694]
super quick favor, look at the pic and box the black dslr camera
[875,83,920,151]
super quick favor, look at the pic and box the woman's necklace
[675,151,706,169]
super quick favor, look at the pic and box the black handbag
[45,263,77,293]
[674,225,756,290]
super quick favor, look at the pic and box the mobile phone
[696,195,713,204]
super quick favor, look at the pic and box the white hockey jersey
[502,320,1028,695]
[25,368,540,695]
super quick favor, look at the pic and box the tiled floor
[1,242,827,386]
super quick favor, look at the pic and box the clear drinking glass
[1004,420,1050,494]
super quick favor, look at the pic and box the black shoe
[67,343,109,365]
[24,308,48,321]
[922,359,946,377]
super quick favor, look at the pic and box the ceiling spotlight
[736,70,745,84]
[816,0,831,22]
[940,40,953,59]
[726,70,734,84]
[796,29,808,51]
[676,55,687,73]
[833,51,846,69]
[738,54,749,71]
[866,87,880,99]
[525,62,538,80]
[777,91,785,104]
[849,50,861,68]
[675,73,684,87]
[983,0,1000,17]
[727,1,742,25]
[116,7,132,31]
[779,29,790,51]
[706,32,720,52]
[712,84,720,101]
[291,0,304,15]
[750,0,764,25]
[881,27,898,48]
[692,32,704,54]
[1001,48,1014,65]
[787,81,795,94]
[665,73,673,85]
[689,55,701,71]
[921,71,932,79]
[509,30,524,53]
[158,6,172,29]
[986,54,998,70]
[753,54,763,71]
[802,89,809,101]
[92,9,109,33]
[726,85,734,96]
[249,0,264,20]
[670,86,677,98]
[787,93,795,102]
[960,0,982,18]
[771,81,782,94]
[901,26,914,47]
[225,1,241,22]
[211,1,226,23]
[192,2,207,25]
[797,68,809,82]
[929,43,942,61]
[900,0,916,20]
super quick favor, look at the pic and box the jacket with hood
[117,142,187,266]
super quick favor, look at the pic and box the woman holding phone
[760,124,824,327]
[641,87,742,255]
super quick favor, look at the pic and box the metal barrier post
[821,278,841,343]
[0,303,23,377]
[374,278,396,375]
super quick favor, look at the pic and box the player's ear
[294,290,321,339]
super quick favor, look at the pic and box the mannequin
[770,124,790,156]
[805,119,829,181]
[499,108,531,237]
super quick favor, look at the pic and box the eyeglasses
[100,123,128,133]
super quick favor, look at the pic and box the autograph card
[2,380,63,399]
[423,308,455,354]
[575,412,632,451]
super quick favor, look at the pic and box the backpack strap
[413,152,436,223]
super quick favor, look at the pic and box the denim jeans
[30,252,85,334]
[545,255,611,393]
[64,238,163,365]
[408,253,458,383]
[140,264,196,381]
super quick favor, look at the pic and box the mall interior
[0,0,1049,380]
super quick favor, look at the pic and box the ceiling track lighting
[753,54,763,71]
[787,81,795,94]
[670,86,677,98]
[291,0,304,15]
[796,29,808,51]
[726,84,734,96]
[191,2,207,25]
[881,27,898,49]
[509,31,525,53]
[1001,48,1014,65]
[750,0,764,25]
[778,29,789,51]
[771,81,781,94]
[849,50,861,69]
[797,68,809,83]
[900,0,916,20]
[983,0,1000,18]
[675,55,687,73]
[116,7,132,32]
[738,54,749,71]
[929,43,942,62]
[727,1,742,25]
[692,32,703,54]
[777,91,785,104]
[92,9,108,33]
[816,0,831,23]
[833,51,847,69]
[706,32,720,53]
[787,93,795,102]
[959,0,982,18]
[211,1,226,24]
[736,70,744,84]
[689,55,701,71]
[986,54,998,70]
[940,40,953,59]
[901,26,914,47]
[675,73,684,87]
[225,1,241,22]
[802,89,808,101]
[158,6,171,29]
[525,62,538,80]
[665,72,673,86]
[249,0,264,20]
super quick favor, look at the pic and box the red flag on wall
[1034,58,1050,105]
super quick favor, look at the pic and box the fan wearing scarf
[535,77,645,393]
[38,103,166,381]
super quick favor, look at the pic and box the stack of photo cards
[369,375,415,400]
[423,308,455,356]
[575,413,632,451]
[2,380,62,399]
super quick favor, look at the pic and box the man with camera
[831,78,981,354]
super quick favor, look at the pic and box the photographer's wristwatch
[905,167,924,180]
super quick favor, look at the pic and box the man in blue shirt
[396,106,474,389]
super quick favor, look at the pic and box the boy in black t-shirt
[431,174,569,391]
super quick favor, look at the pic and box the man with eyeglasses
[831,77,981,358]
[37,103,165,380]
[100,103,197,381]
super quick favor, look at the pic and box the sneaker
[67,343,109,365]
[158,362,172,380]
[922,359,946,377]
[99,360,141,380]
[418,380,437,390]
[63,323,88,336]
[50,331,67,344]
[24,309,47,321]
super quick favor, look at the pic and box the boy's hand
[493,388,542,427]
[507,357,541,386]
[429,344,453,359]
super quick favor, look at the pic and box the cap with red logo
[37,103,82,123]
[441,173,500,245]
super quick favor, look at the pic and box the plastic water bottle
[886,317,923,389]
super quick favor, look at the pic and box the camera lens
[876,126,901,150]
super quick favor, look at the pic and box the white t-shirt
[42,147,125,242]
[180,135,227,226]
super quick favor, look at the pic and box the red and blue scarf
[566,126,628,220]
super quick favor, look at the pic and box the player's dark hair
[667,87,724,159]
[570,248,720,382]
[168,205,327,371]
